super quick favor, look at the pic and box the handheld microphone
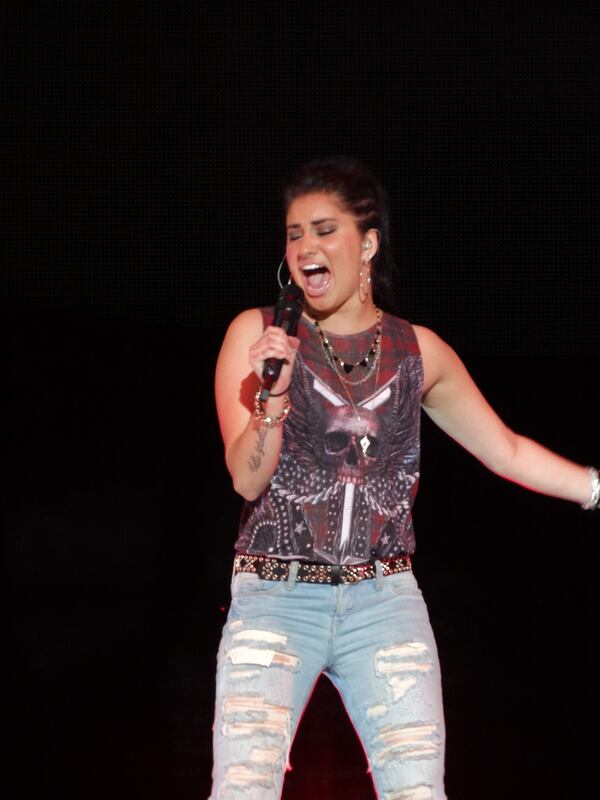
[260,282,305,401]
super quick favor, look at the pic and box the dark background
[2,2,598,799]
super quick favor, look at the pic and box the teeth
[302,264,327,273]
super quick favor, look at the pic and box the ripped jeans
[209,562,447,800]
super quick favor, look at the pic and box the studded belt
[233,553,412,586]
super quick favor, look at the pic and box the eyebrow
[286,217,338,229]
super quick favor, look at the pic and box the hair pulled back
[283,155,397,312]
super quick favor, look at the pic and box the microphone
[260,282,305,401]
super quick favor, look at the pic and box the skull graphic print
[237,350,422,565]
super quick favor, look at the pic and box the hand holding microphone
[257,282,305,402]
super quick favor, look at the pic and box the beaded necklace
[313,308,382,385]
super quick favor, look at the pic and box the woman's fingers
[248,326,299,378]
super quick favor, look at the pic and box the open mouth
[301,264,331,297]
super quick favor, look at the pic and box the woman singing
[211,155,597,799]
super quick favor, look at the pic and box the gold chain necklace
[321,336,381,386]
[313,308,382,379]
[312,312,383,457]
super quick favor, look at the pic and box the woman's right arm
[214,308,299,501]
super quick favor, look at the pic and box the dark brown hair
[283,155,396,312]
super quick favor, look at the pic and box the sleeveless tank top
[234,310,424,564]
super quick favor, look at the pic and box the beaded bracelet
[253,389,291,427]
[581,466,600,510]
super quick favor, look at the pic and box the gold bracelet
[253,389,291,427]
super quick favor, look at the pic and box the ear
[362,229,380,260]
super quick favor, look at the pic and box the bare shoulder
[223,307,264,344]
[412,324,449,355]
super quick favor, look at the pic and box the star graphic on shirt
[294,522,306,536]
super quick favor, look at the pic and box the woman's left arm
[414,325,594,507]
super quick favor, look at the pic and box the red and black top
[235,310,424,565]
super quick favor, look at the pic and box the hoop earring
[277,255,291,288]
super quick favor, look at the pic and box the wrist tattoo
[248,427,267,472]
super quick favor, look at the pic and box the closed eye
[287,227,335,241]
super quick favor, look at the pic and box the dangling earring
[277,255,291,288]
[359,260,372,303]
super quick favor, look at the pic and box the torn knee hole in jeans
[222,693,291,742]
[369,645,441,768]
[372,641,433,707]
[374,721,441,764]
[221,694,291,787]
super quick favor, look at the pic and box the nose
[299,237,317,257]
[287,229,319,266]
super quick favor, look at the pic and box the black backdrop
[2,3,598,799]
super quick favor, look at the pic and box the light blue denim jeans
[209,561,447,800]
